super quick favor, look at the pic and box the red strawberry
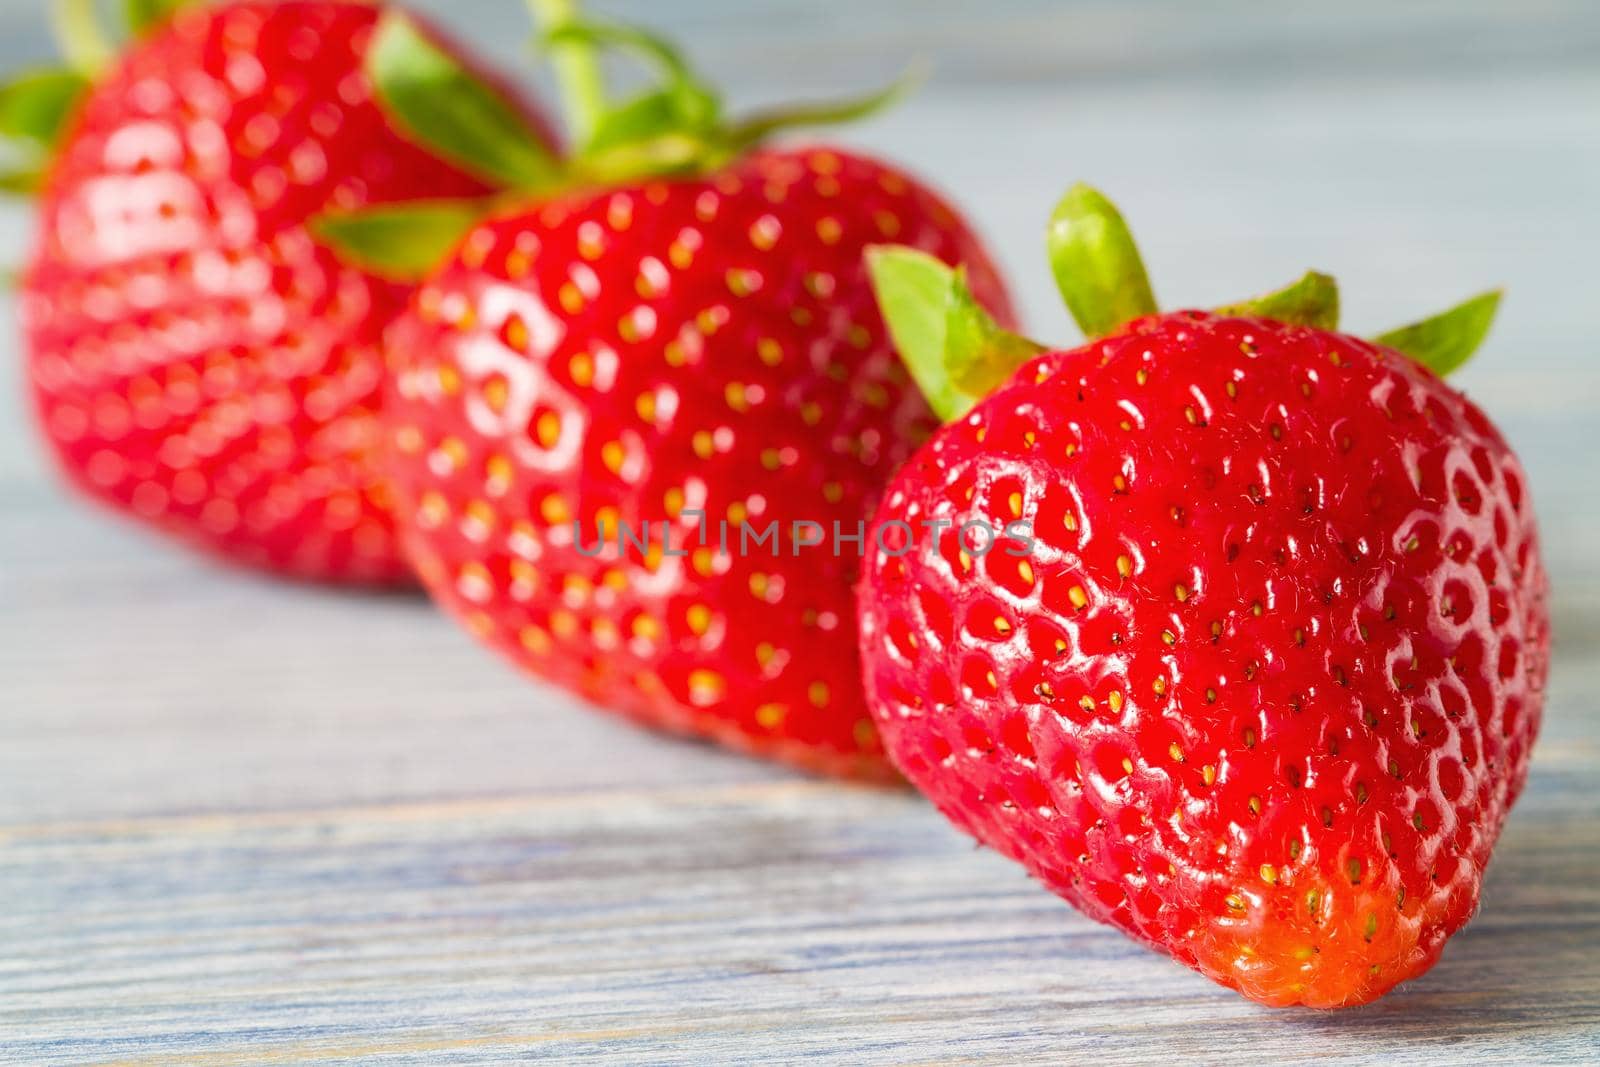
[332,17,1014,776]
[12,0,554,581]
[859,186,1547,1005]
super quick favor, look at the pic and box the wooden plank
[3,1,1600,1061]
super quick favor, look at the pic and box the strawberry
[9,0,555,581]
[319,14,1014,776]
[859,185,1547,1005]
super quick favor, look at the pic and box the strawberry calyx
[313,2,915,279]
[1,0,194,193]
[870,181,1504,423]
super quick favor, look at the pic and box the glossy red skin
[858,312,1548,1005]
[385,149,1014,777]
[20,1,530,582]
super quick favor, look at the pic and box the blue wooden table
[3,1,1598,1062]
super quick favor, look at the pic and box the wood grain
[3,1,1599,1062]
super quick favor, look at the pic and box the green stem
[50,0,114,75]
[528,0,605,148]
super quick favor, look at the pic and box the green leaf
[545,21,721,152]
[868,246,975,421]
[124,0,190,35]
[586,89,699,154]
[720,64,924,155]
[310,200,487,282]
[1217,270,1340,331]
[50,0,116,73]
[867,245,1043,422]
[0,68,88,150]
[944,267,1046,401]
[1047,182,1158,339]
[1374,290,1502,376]
[368,11,561,191]
[0,167,44,195]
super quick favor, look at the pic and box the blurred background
[3,1,1598,1060]
[4,0,1597,814]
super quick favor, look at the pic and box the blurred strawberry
[9,0,555,580]
[318,14,1014,775]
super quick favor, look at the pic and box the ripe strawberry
[11,1,554,581]
[859,186,1547,1005]
[330,17,1014,776]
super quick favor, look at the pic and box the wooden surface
[3,2,1600,1063]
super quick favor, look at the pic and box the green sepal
[867,245,1044,422]
[0,68,88,149]
[1374,289,1501,376]
[585,89,698,153]
[867,247,976,420]
[720,66,924,156]
[545,21,721,149]
[310,200,487,282]
[124,0,191,35]
[945,267,1046,399]
[368,11,561,191]
[50,0,116,74]
[0,168,44,195]
[1217,270,1340,330]
[1047,182,1158,339]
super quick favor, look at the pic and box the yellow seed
[502,316,529,352]
[1068,585,1088,610]
[1018,560,1035,585]
[726,269,762,297]
[815,217,842,244]
[809,681,830,707]
[1260,865,1277,884]
[686,604,712,635]
[539,493,571,525]
[601,441,625,474]
[1175,584,1190,602]
[631,615,661,641]
[1116,554,1133,577]
[756,703,786,728]
[636,392,657,421]
[688,669,726,703]
[569,352,595,388]
[558,282,584,314]
[1108,690,1124,713]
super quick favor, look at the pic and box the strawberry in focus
[858,186,1547,1005]
[10,1,552,581]
[334,15,1014,777]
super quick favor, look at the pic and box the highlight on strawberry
[860,185,1547,1006]
[317,3,1014,778]
[5,0,551,581]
